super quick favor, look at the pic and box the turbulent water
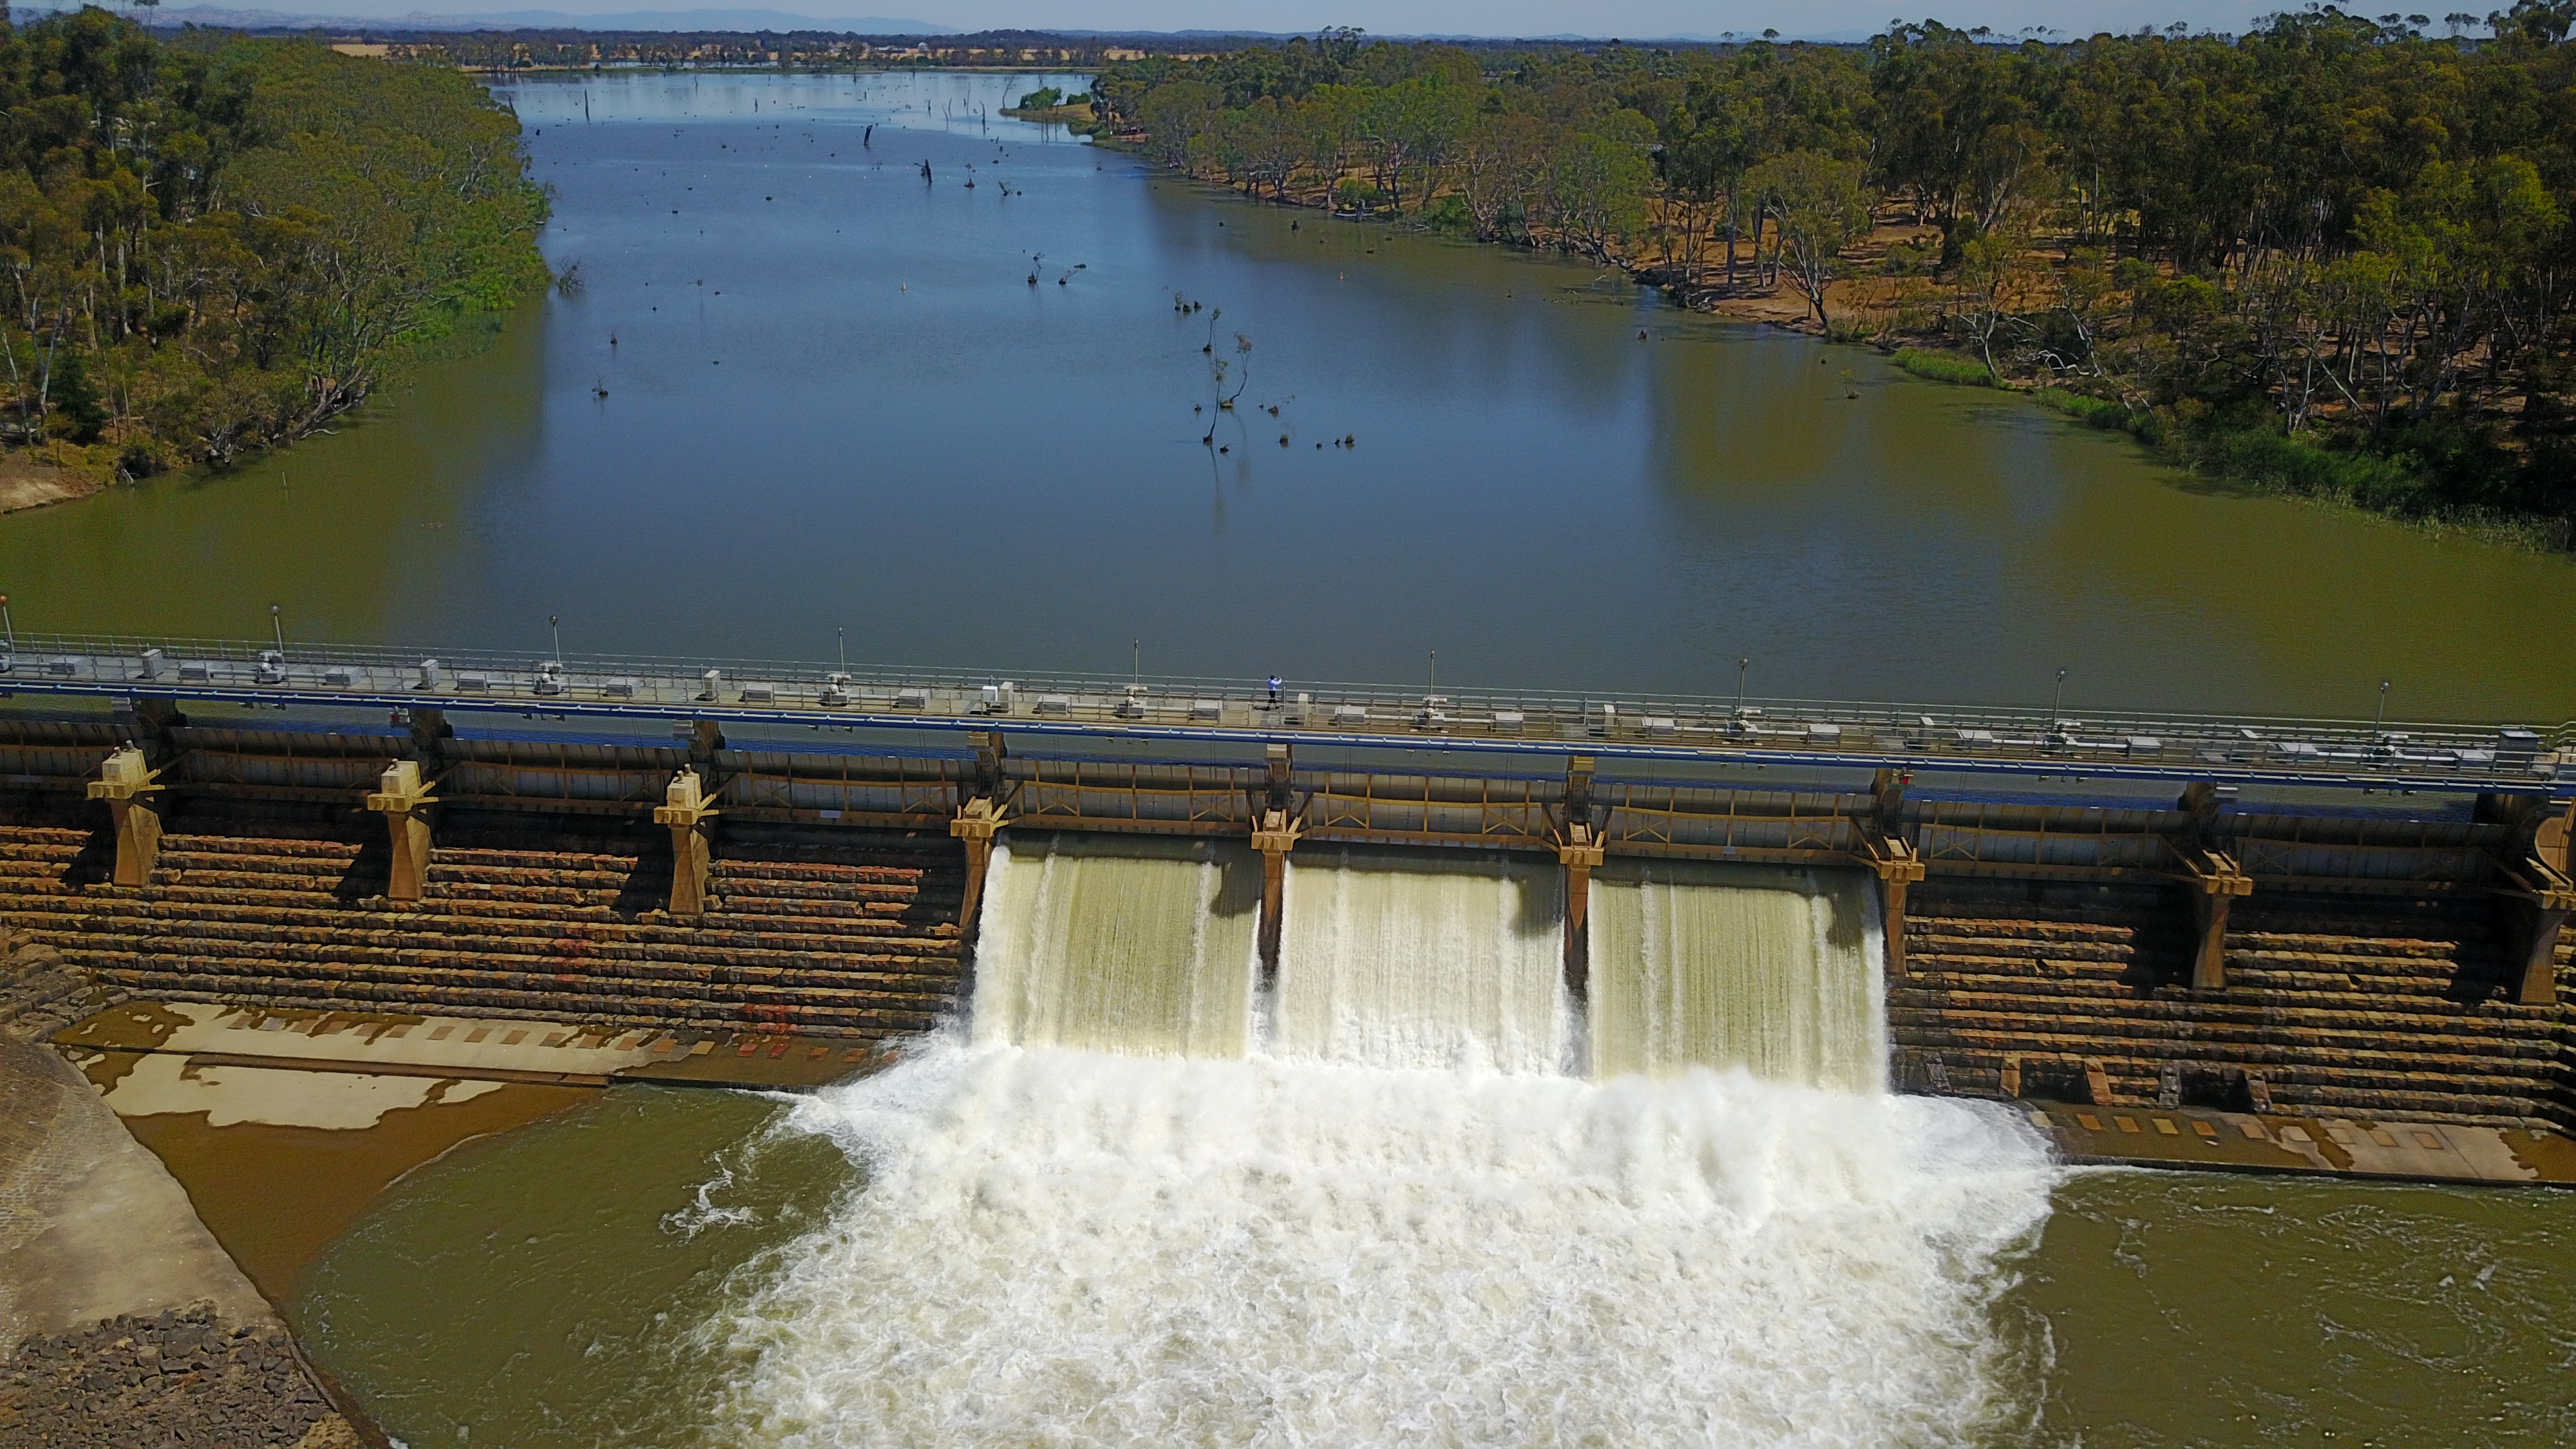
[970,835,1261,1058]
[691,842,2060,1447]
[1590,862,1886,1093]
[1273,848,1570,1074]
[708,1041,2056,1448]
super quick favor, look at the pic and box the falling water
[1589,861,1886,1092]
[969,833,1260,1058]
[701,836,2058,1447]
[1271,847,1568,1074]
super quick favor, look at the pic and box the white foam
[1591,862,1886,1092]
[1272,848,1568,1074]
[706,1041,2058,1448]
[972,836,1261,1058]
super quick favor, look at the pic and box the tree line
[0,6,548,475]
[1097,8,2576,538]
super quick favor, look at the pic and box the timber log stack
[0,797,964,1042]
[1895,879,2572,1131]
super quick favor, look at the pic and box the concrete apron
[0,1038,375,1448]
[0,1039,272,1345]
[55,999,896,1092]
[63,1001,2576,1191]
[2023,1101,2576,1187]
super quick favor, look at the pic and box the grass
[1886,345,2573,552]
[1891,346,1998,388]
[2025,385,2570,551]
[2031,386,2135,432]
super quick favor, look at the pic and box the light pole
[549,615,562,664]
[1428,650,1436,696]
[2050,667,2067,725]
[1735,658,1749,717]
[270,603,285,659]
[837,627,847,672]
[2,594,14,653]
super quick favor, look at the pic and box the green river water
[292,1084,2576,1448]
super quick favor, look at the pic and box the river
[1,70,2571,719]
[14,69,2573,1448]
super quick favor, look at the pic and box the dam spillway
[1273,848,1568,1074]
[973,840,1884,1087]
[0,670,2567,1177]
[972,834,1259,1058]
[1590,862,1886,1094]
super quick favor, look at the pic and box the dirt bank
[0,450,103,514]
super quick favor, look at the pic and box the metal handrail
[1,630,2566,793]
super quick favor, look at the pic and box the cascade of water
[703,838,2057,1446]
[969,833,1260,1058]
[1269,847,1568,1074]
[1589,861,1885,1093]
[711,1041,2058,1448]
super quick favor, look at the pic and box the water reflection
[0,70,2566,719]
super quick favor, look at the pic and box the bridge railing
[0,631,2564,791]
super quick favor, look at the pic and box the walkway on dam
[3,632,2569,794]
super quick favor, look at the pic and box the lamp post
[549,615,562,664]
[2375,679,2391,734]
[270,604,285,659]
[2,594,14,653]
[2050,667,2067,725]
[1735,658,1749,718]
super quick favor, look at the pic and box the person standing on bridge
[1267,676,1283,708]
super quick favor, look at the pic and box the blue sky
[166,0,2347,39]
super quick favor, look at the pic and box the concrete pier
[83,747,162,888]
[364,759,437,904]
[652,767,719,916]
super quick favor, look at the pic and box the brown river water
[4,71,2566,1448]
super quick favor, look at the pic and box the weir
[1271,848,1566,1073]
[1590,862,1884,1093]
[0,634,2566,1179]
[972,834,1258,1058]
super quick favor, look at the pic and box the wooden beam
[948,795,1007,935]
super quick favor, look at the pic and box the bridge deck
[1,633,2568,795]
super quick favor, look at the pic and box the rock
[0,1309,359,1449]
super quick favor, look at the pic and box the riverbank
[0,18,547,481]
[1129,152,2560,552]
[0,1037,370,1449]
[1096,26,2576,554]
[0,450,110,515]
[1880,346,2576,553]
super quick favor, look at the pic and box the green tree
[1745,151,1875,329]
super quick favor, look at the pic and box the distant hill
[21,5,948,32]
